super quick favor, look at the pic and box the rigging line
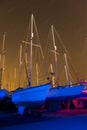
[23,54,30,85]
[44,29,52,59]
[45,29,59,77]
[32,17,43,77]
[24,17,31,53]
[18,44,22,88]
[23,16,49,81]
[33,16,40,44]
[33,16,48,80]
[23,41,48,80]
[44,29,53,78]
[0,54,1,69]
[51,25,60,86]
[82,36,87,56]
[26,18,31,42]
[1,32,6,89]
[54,27,80,82]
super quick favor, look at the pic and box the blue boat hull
[76,89,87,100]
[12,83,50,108]
[0,89,8,101]
[46,85,85,101]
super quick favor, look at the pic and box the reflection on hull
[12,83,50,108]
[47,84,85,101]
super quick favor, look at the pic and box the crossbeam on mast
[22,40,44,60]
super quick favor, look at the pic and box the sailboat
[46,25,85,101]
[74,81,87,100]
[0,32,8,101]
[12,14,50,114]
[0,86,8,101]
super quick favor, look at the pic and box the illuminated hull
[76,89,87,100]
[0,89,8,101]
[12,83,50,108]
[46,84,85,101]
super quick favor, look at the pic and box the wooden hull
[0,89,8,101]
[12,83,50,108]
[46,84,85,101]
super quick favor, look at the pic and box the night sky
[0,0,86,90]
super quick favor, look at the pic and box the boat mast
[36,63,39,85]
[22,14,45,86]
[29,14,34,87]
[50,64,55,87]
[0,32,6,89]
[64,53,72,86]
[7,71,10,91]
[55,29,80,83]
[0,54,2,89]
[18,44,22,88]
[24,52,30,86]
[14,67,16,90]
[51,25,60,86]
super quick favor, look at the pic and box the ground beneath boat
[0,110,87,130]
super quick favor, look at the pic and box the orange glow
[0,1,85,91]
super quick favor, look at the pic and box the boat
[70,82,87,109]
[0,33,8,101]
[74,81,87,100]
[46,25,85,101]
[47,84,85,101]
[0,89,8,101]
[11,14,50,114]
[12,83,50,107]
